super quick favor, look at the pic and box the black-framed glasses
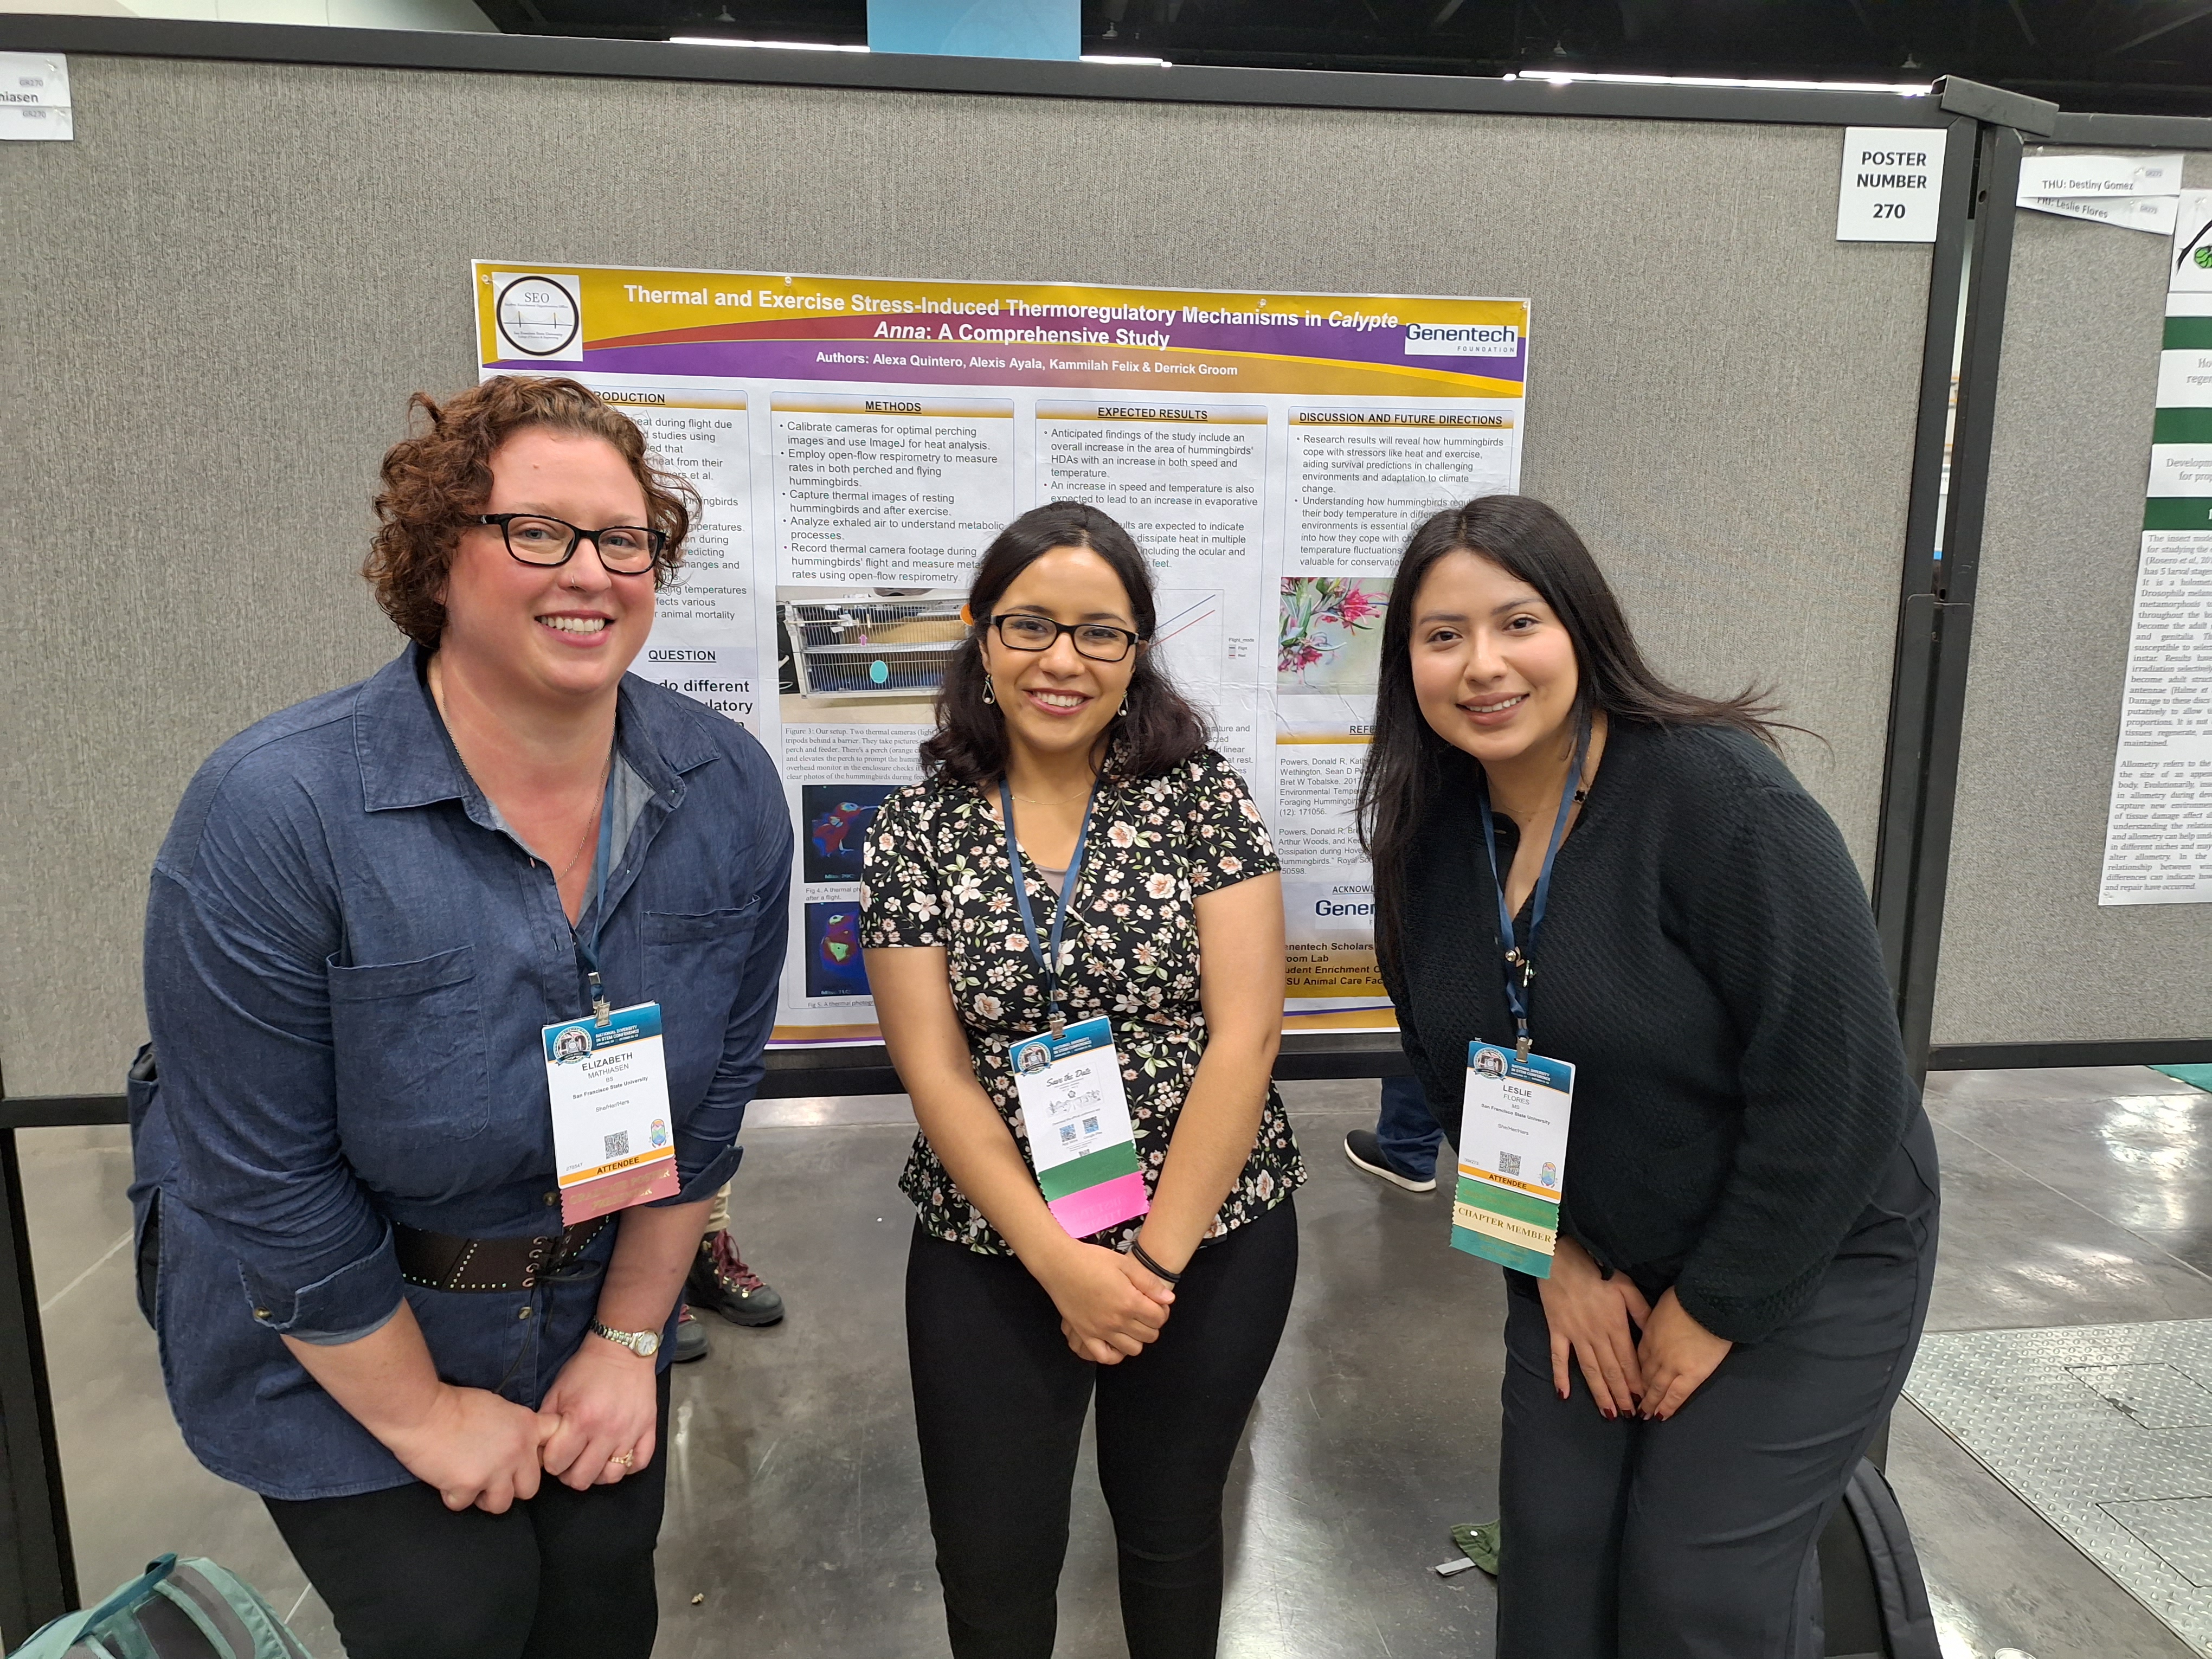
[988,612,1145,663]
[477,513,666,575]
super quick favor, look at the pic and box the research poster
[2099,194,2212,906]
[475,263,1532,1039]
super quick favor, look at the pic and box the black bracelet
[1128,1239,1184,1284]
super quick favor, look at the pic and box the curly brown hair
[365,375,699,649]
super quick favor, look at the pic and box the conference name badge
[543,1001,680,1225]
[1452,1041,1574,1277]
[1012,1016,1150,1238]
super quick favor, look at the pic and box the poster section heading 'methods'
[475,263,1532,1041]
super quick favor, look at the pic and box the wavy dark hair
[921,501,1210,785]
[1356,495,1786,979]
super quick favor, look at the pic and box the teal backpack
[7,1555,311,1659]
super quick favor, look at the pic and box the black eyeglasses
[987,612,1146,663]
[477,513,666,575]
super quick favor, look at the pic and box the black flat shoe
[1345,1128,1438,1193]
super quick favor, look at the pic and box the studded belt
[393,1214,614,1293]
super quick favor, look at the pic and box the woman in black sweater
[1359,496,1939,1656]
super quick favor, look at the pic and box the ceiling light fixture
[1506,69,1930,96]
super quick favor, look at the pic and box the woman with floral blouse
[862,501,1302,1659]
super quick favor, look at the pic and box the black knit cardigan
[1384,717,1922,1343]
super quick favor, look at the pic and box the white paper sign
[0,52,68,108]
[2018,153,2183,200]
[2021,195,2180,236]
[1837,127,1946,242]
[0,104,70,142]
[0,54,69,143]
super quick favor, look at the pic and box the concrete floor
[13,1066,2212,1657]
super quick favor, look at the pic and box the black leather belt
[394,1215,614,1293]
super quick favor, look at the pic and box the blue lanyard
[1001,774,1104,1038]
[577,757,620,1024]
[1476,719,1591,1060]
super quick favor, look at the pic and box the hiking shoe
[1345,1128,1437,1193]
[687,1230,786,1327]
[672,1305,710,1364]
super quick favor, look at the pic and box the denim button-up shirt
[131,647,790,1500]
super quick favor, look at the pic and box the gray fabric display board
[0,44,1940,1097]
[1933,149,2212,1049]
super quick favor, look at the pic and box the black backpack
[1816,1458,1940,1658]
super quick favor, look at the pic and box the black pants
[1497,1117,1940,1659]
[264,1368,671,1659]
[906,1199,1299,1659]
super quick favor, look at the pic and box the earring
[983,674,995,706]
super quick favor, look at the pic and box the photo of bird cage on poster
[779,592,968,700]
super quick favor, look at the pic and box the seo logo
[491,272,584,363]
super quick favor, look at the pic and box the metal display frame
[0,14,2199,1641]
[1873,117,2025,1074]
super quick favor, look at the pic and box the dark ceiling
[474,0,2212,116]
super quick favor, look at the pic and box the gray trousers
[1496,1113,1939,1659]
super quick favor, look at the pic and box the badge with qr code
[543,1002,679,1225]
[1452,1041,1574,1276]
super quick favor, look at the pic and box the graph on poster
[474,262,1532,1040]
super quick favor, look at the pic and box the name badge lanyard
[575,757,621,1025]
[1477,718,1591,1062]
[1001,775,1105,1039]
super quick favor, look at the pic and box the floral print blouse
[859,750,1306,1255]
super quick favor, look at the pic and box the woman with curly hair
[130,376,789,1659]
[861,501,1302,1659]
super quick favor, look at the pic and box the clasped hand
[390,1339,659,1514]
[1536,1237,1732,1421]
[1047,1241,1176,1364]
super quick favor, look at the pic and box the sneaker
[671,1305,710,1364]
[1345,1128,1437,1193]
[686,1230,786,1327]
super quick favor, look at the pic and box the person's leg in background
[671,1300,710,1362]
[687,1177,786,1328]
[906,1226,1095,1659]
[1345,1072,1444,1193]
[1093,1199,1300,1659]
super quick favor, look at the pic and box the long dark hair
[1356,495,1785,978]
[921,501,1210,785]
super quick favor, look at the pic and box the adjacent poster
[2099,195,2212,906]
[475,262,1532,1038]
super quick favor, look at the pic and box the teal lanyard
[1001,774,1105,1039]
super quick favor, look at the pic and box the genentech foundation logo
[1403,321,1520,357]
